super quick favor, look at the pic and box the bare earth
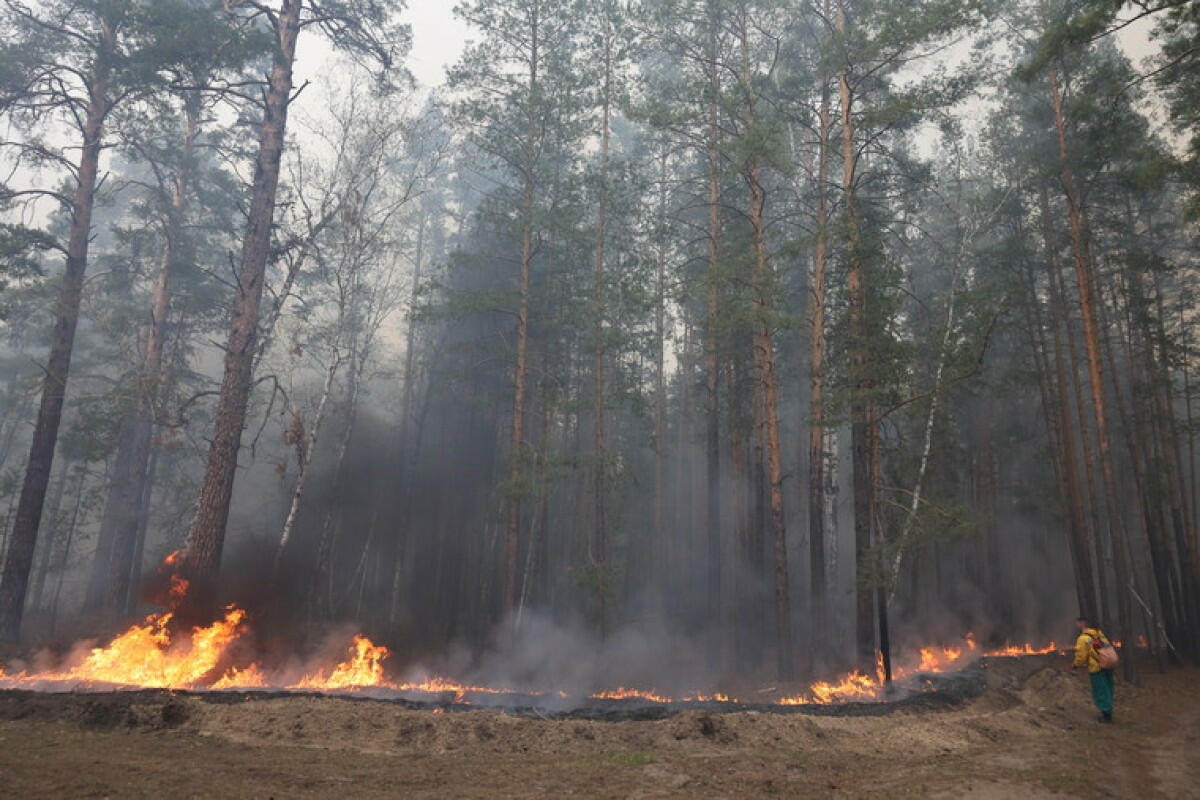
[0,659,1196,798]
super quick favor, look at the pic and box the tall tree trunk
[273,350,342,575]
[503,190,529,614]
[0,40,110,642]
[1054,228,1112,628]
[1038,188,1099,620]
[314,355,363,619]
[125,445,159,616]
[1018,252,1089,621]
[1104,276,1183,655]
[886,190,967,607]
[183,0,302,596]
[591,23,612,634]
[1049,63,1136,681]
[107,96,201,612]
[654,144,668,608]
[672,322,693,626]
[536,361,555,607]
[49,466,88,635]
[752,352,766,597]
[1183,299,1197,558]
[388,213,427,631]
[729,359,753,665]
[808,68,831,658]
[29,459,70,613]
[704,16,723,638]
[738,14,790,680]
[502,5,539,621]
[85,421,135,608]
[1149,273,1200,646]
[838,0,875,673]
[1135,274,1197,652]
[1181,297,1199,622]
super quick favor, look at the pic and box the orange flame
[292,635,391,690]
[591,686,673,704]
[981,641,1059,657]
[1,627,1067,703]
[0,606,249,689]
[917,644,964,672]
[0,562,1070,710]
[211,662,267,690]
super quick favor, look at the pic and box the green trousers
[1089,669,1115,714]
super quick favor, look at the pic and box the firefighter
[1071,615,1115,723]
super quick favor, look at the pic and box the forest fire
[0,605,251,690]
[0,591,1066,706]
[0,555,1066,705]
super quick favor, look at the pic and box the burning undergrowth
[0,554,1066,715]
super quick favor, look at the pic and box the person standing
[1072,616,1116,723]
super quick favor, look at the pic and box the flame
[917,644,964,672]
[292,635,391,690]
[788,670,879,705]
[591,687,673,704]
[0,561,1070,709]
[982,641,1059,657]
[0,627,1067,703]
[211,662,268,690]
[0,606,250,689]
[167,574,189,605]
[768,633,1067,706]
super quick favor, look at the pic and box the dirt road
[0,659,1196,798]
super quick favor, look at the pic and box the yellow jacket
[1073,628,1110,674]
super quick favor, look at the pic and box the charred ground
[0,657,1196,798]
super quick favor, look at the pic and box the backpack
[1091,633,1119,670]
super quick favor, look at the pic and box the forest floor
[0,657,1196,798]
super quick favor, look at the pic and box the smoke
[461,612,718,698]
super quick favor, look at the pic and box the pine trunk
[704,30,723,634]
[503,5,539,619]
[1049,63,1137,681]
[592,28,612,634]
[183,0,302,597]
[808,72,830,655]
[654,145,668,605]
[1038,188,1098,619]
[0,42,110,642]
[106,97,200,611]
[738,16,790,680]
[838,1,875,672]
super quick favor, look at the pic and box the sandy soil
[0,658,1196,798]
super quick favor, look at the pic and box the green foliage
[1016,0,1132,79]
[0,223,50,296]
